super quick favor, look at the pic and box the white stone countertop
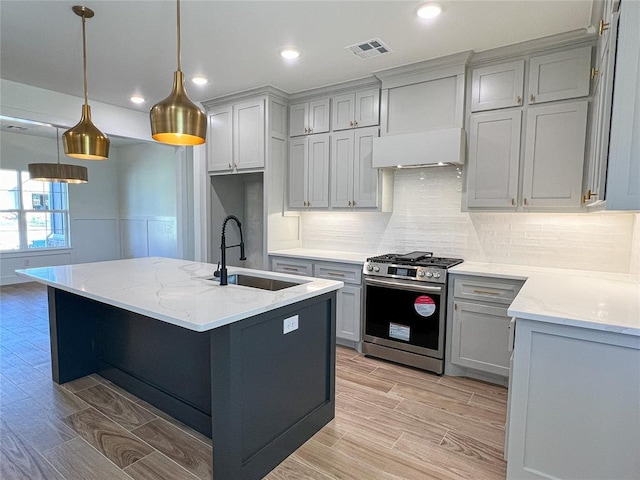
[16,257,343,332]
[268,248,376,265]
[450,262,640,337]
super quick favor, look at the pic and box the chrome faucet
[214,215,246,285]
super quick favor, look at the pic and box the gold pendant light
[63,5,110,160]
[150,0,206,146]
[29,128,89,184]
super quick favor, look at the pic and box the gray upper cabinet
[522,100,588,208]
[207,99,265,173]
[289,98,330,136]
[605,0,640,210]
[331,88,380,131]
[584,10,619,207]
[467,110,521,208]
[470,60,524,112]
[288,134,330,209]
[528,46,592,104]
[330,127,380,208]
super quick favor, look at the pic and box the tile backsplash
[301,167,638,273]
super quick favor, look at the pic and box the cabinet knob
[516,96,521,105]
[591,68,599,79]
[352,200,356,207]
[523,198,528,206]
[354,120,358,127]
[348,201,352,206]
[511,198,516,206]
[307,201,311,207]
[350,121,354,128]
[599,19,610,36]
[304,127,309,134]
[529,93,535,103]
[228,163,232,169]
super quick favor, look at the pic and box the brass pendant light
[150,0,206,146]
[63,5,110,160]
[29,128,89,184]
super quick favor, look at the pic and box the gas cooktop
[366,251,463,269]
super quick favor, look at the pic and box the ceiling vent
[346,38,392,60]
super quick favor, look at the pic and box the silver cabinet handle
[325,271,346,277]
[472,289,501,296]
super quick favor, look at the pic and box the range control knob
[417,271,426,277]
[433,272,441,279]
[366,264,373,271]
[426,271,433,278]
[373,266,380,272]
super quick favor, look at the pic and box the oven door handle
[365,278,443,294]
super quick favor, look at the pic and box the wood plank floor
[1,282,507,479]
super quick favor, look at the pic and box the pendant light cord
[176,0,182,72]
[56,128,61,165]
[82,12,89,106]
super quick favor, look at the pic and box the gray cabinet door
[208,106,233,172]
[528,46,591,104]
[331,93,355,132]
[288,137,307,209]
[289,102,309,137]
[467,110,521,208]
[522,100,588,208]
[306,134,330,208]
[336,285,362,342]
[330,130,354,207]
[451,301,511,377]
[308,98,330,134]
[234,99,265,170]
[352,127,379,208]
[354,88,380,128]
[470,60,524,112]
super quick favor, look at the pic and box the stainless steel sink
[209,274,306,291]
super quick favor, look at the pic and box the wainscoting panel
[72,219,119,264]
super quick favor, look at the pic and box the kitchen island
[17,257,343,480]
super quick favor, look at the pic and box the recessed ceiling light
[280,48,301,60]
[130,95,145,104]
[417,4,442,19]
[192,76,209,86]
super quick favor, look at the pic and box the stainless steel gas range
[362,251,463,374]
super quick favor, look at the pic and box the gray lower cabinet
[446,274,524,385]
[271,256,363,346]
[507,318,640,479]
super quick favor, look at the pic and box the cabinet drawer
[270,257,313,276]
[453,277,523,305]
[314,262,362,285]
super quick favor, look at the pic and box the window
[0,169,70,251]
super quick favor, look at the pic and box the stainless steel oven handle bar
[364,277,443,293]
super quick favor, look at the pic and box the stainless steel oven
[362,252,462,374]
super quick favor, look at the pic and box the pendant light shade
[28,163,89,184]
[29,128,89,184]
[150,0,206,146]
[64,5,110,160]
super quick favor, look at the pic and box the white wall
[117,142,179,259]
[0,131,122,283]
[301,167,637,273]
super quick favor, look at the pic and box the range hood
[372,128,466,168]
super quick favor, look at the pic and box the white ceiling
[1,0,595,114]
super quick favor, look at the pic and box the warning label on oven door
[389,323,411,342]
[414,295,436,317]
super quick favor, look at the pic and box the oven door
[363,276,445,358]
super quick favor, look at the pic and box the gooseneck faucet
[214,215,246,285]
